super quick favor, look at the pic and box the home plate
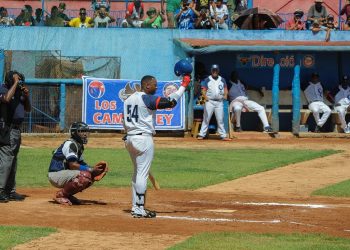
[206,209,237,213]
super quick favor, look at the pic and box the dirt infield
[4,132,350,249]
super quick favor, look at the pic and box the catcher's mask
[70,122,90,144]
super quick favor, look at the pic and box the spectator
[332,75,350,133]
[197,64,232,141]
[0,7,15,26]
[210,0,229,30]
[340,0,350,19]
[175,0,199,29]
[45,6,65,27]
[161,0,181,28]
[142,7,165,28]
[343,16,350,30]
[303,72,331,133]
[122,0,145,28]
[228,71,272,133]
[15,5,35,26]
[195,7,215,29]
[34,8,45,26]
[69,8,93,28]
[311,18,322,32]
[92,0,110,12]
[93,6,115,28]
[307,0,328,29]
[323,14,337,30]
[58,2,71,24]
[286,9,305,30]
[195,0,210,12]
[230,0,247,28]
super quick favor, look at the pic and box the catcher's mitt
[92,161,109,181]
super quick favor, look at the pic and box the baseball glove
[92,161,109,181]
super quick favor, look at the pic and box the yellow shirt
[69,17,93,28]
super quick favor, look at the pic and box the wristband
[79,165,90,171]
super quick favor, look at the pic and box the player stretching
[123,73,190,218]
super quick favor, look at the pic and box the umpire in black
[0,70,31,202]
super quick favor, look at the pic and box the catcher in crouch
[48,122,108,205]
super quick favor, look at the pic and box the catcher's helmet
[70,122,90,144]
[174,58,193,76]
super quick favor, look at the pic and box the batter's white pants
[198,99,227,138]
[230,99,270,128]
[308,101,331,127]
[335,104,350,129]
[125,134,154,214]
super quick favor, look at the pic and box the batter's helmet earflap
[174,58,193,76]
[70,122,90,144]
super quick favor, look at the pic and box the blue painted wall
[0,27,349,88]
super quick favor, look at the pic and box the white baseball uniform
[334,85,350,130]
[228,80,269,128]
[123,86,185,216]
[198,75,228,138]
[304,82,331,127]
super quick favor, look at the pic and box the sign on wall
[236,54,315,69]
[82,76,185,130]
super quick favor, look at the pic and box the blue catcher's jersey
[48,139,85,172]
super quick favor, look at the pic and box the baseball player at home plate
[197,64,232,141]
[123,59,191,218]
[228,71,273,133]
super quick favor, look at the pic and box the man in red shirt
[286,9,305,30]
[341,0,350,19]
[122,0,145,27]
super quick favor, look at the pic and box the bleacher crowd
[0,0,349,30]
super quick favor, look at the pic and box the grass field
[17,148,338,189]
[168,232,350,250]
[312,179,350,197]
[0,225,56,250]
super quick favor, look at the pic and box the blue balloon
[174,58,193,76]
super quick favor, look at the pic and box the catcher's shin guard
[55,171,92,205]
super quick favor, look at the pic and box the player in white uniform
[123,74,190,218]
[228,71,272,133]
[197,64,231,141]
[303,72,331,133]
[333,75,350,133]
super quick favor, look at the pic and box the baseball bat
[149,173,160,190]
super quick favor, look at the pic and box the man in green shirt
[142,7,165,28]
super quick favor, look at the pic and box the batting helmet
[70,122,90,144]
[174,58,193,76]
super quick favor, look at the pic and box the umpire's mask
[70,122,90,144]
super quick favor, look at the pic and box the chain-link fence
[4,50,121,133]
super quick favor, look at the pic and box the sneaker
[314,125,321,133]
[197,136,204,140]
[8,192,25,201]
[263,126,273,133]
[234,126,242,132]
[132,208,156,218]
[0,192,9,203]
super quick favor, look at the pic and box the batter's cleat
[234,126,242,132]
[8,192,25,201]
[132,209,156,218]
[314,125,321,133]
[263,126,273,133]
[68,195,82,205]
